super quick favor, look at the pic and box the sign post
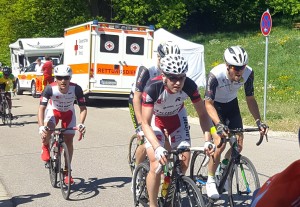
[260,9,272,122]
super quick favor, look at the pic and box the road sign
[260,11,272,36]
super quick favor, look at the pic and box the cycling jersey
[251,160,300,207]
[142,76,201,149]
[205,63,254,103]
[128,63,161,128]
[0,72,15,92]
[40,82,86,133]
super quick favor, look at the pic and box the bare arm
[78,105,87,124]
[205,99,221,125]
[193,100,213,142]
[133,91,143,125]
[246,96,261,121]
[141,106,161,150]
[38,105,47,126]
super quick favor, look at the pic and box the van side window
[100,34,119,53]
[126,36,144,55]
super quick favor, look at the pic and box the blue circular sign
[260,11,272,36]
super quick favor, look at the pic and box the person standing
[41,56,54,89]
[35,58,44,93]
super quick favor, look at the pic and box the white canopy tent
[153,28,206,87]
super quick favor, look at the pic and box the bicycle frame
[160,148,189,207]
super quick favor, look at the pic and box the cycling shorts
[214,98,243,128]
[144,108,191,149]
[44,108,76,135]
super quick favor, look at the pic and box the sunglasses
[165,74,186,82]
[56,76,70,81]
[229,65,246,71]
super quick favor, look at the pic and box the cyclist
[38,65,87,184]
[204,46,269,199]
[128,41,181,166]
[141,54,214,207]
[0,66,16,118]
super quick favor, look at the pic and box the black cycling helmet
[2,66,12,76]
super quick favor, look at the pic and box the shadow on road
[68,176,131,201]
[10,192,50,207]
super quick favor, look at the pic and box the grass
[183,24,300,133]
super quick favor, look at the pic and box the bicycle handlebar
[47,127,84,141]
[216,127,267,148]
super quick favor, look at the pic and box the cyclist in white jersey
[204,46,268,199]
[128,41,181,166]
[38,65,87,184]
[142,54,215,207]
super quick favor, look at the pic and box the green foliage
[268,0,300,17]
[112,0,188,30]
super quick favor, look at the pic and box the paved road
[0,94,298,207]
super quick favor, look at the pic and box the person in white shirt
[35,58,44,93]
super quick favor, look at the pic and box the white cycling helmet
[224,46,248,66]
[54,65,72,77]
[157,41,180,58]
[160,54,188,75]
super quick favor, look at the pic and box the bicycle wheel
[133,161,150,207]
[189,150,210,205]
[49,136,58,187]
[173,176,205,207]
[58,142,71,200]
[1,100,7,125]
[128,134,138,174]
[228,156,260,206]
[5,100,12,127]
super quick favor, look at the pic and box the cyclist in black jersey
[128,41,181,166]
[141,54,214,207]
[204,46,269,199]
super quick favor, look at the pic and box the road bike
[133,146,205,207]
[0,90,15,127]
[47,127,83,200]
[190,128,267,206]
[128,132,147,174]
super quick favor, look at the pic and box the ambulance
[63,20,154,101]
[9,38,64,97]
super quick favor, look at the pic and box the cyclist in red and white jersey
[38,65,87,184]
[128,41,180,165]
[141,54,215,207]
[204,46,268,198]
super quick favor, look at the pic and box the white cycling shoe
[206,181,220,199]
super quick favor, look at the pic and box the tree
[268,0,300,20]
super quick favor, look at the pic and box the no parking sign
[260,11,272,36]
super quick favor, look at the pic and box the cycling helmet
[54,65,72,77]
[224,46,248,66]
[160,54,188,75]
[157,41,180,58]
[2,66,12,76]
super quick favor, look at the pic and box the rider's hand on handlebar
[216,122,229,137]
[39,126,49,136]
[154,146,168,165]
[204,141,216,156]
[256,119,269,135]
[77,123,86,134]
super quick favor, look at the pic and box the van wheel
[31,81,37,98]
[16,80,23,95]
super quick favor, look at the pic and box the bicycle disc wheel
[189,150,210,204]
[128,134,138,174]
[58,142,71,200]
[173,176,205,207]
[49,137,58,187]
[228,156,260,206]
[133,161,150,207]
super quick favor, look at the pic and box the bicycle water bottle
[161,173,170,198]
[219,158,229,177]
